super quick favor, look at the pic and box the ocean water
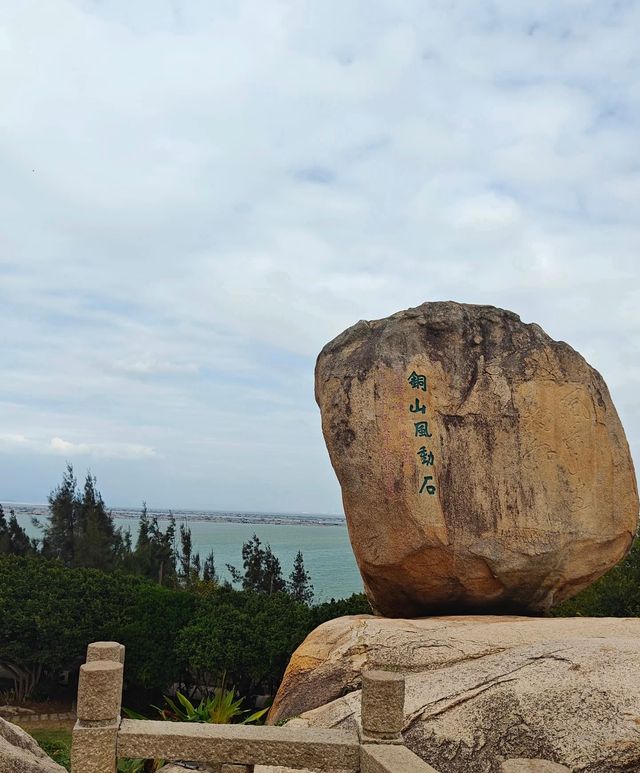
[6,505,364,602]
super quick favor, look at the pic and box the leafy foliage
[154,688,267,724]
[0,556,190,699]
[551,535,640,617]
[310,592,371,627]
[0,467,371,708]
[288,550,314,604]
[41,464,126,572]
[129,504,178,586]
[0,504,37,557]
[0,554,371,704]
[175,586,312,695]
[227,533,287,594]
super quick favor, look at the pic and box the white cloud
[0,433,156,460]
[0,0,639,509]
[49,437,157,459]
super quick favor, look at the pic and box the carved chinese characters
[408,371,437,497]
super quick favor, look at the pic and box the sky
[0,0,639,513]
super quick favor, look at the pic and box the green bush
[551,536,640,617]
[0,556,191,701]
[175,587,312,695]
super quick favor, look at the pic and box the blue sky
[1,0,639,512]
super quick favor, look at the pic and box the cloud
[0,0,639,509]
[0,433,156,460]
[49,437,157,460]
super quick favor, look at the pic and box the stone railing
[71,641,439,773]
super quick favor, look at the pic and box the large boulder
[315,301,639,617]
[0,716,67,772]
[265,615,640,773]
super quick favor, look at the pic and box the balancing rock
[315,302,638,616]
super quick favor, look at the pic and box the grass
[28,727,72,771]
[25,724,162,773]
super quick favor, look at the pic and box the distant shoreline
[4,503,347,529]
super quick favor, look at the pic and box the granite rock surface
[264,615,640,773]
[316,301,639,616]
[0,716,66,773]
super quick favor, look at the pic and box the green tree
[0,505,8,554]
[288,550,313,604]
[175,587,311,695]
[310,592,372,628]
[0,506,37,556]
[42,463,77,565]
[178,523,202,588]
[202,550,217,583]
[0,555,192,701]
[551,536,640,617]
[40,465,128,571]
[147,514,177,587]
[227,534,286,595]
[127,505,177,586]
[74,472,124,571]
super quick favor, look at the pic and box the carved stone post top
[87,641,125,664]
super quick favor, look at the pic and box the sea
[4,504,364,602]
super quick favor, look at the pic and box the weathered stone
[360,671,404,740]
[315,302,639,616]
[360,744,441,773]
[0,716,66,772]
[269,615,640,724]
[267,615,640,772]
[117,719,359,770]
[76,661,123,722]
[501,761,570,773]
[71,722,118,773]
[86,641,125,664]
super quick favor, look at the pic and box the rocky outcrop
[0,716,66,772]
[315,301,639,617]
[266,615,640,772]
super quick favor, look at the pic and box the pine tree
[42,465,127,570]
[227,534,286,594]
[74,472,123,571]
[145,513,176,586]
[0,505,36,556]
[7,510,36,556]
[0,505,9,554]
[263,545,287,595]
[179,522,192,583]
[132,503,153,577]
[42,463,77,564]
[288,550,314,604]
[202,550,217,583]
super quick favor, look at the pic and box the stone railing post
[86,641,125,665]
[361,670,405,743]
[71,642,125,773]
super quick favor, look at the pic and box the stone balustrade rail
[71,641,439,773]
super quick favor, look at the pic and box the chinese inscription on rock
[408,370,436,496]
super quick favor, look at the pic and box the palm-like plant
[154,689,267,725]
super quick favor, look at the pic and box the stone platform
[264,614,640,773]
